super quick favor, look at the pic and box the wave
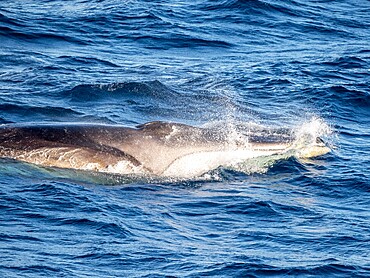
[322,56,368,69]
[0,17,85,45]
[329,86,370,106]
[0,9,85,45]
[0,103,114,124]
[0,103,82,117]
[1,4,232,50]
[64,80,179,102]
[197,261,364,277]
[0,117,12,124]
[132,35,233,49]
[304,85,370,112]
[201,0,290,13]
[57,55,120,68]
[198,0,368,44]
[63,80,206,122]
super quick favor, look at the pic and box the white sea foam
[104,160,147,175]
[293,116,333,144]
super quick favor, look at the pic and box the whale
[0,121,330,178]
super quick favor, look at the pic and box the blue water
[1,0,370,277]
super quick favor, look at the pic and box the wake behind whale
[0,119,331,179]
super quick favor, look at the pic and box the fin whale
[0,121,330,178]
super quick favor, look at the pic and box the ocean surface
[1,0,370,277]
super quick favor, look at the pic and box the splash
[293,116,333,145]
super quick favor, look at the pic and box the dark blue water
[1,0,370,277]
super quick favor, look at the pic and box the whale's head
[295,137,331,158]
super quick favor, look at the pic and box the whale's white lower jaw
[295,145,331,159]
[161,149,286,178]
[161,143,331,178]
